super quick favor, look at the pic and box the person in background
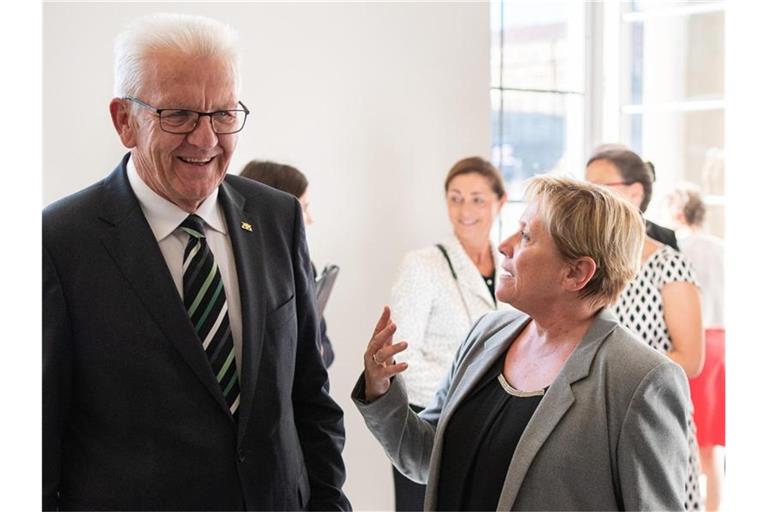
[586,146,704,511]
[354,176,691,510]
[240,160,335,368]
[589,143,679,250]
[668,184,726,511]
[387,156,509,510]
[667,184,725,329]
[43,13,349,510]
[643,161,680,249]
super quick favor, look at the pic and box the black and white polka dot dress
[613,245,702,510]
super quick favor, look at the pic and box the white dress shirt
[127,156,243,375]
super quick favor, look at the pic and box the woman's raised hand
[363,306,409,402]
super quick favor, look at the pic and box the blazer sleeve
[617,361,690,510]
[351,315,484,484]
[42,245,73,511]
[289,199,351,511]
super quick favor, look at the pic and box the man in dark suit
[43,13,350,511]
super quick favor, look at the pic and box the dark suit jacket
[43,154,351,511]
[646,219,679,250]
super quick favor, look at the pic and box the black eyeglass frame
[123,96,250,134]
[595,181,633,188]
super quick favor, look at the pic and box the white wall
[43,2,490,509]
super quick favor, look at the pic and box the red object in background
[688,328,725,447]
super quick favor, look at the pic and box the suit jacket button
[239,451,246,462]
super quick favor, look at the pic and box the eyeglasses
[595,181,631,188]
[123,97,250,134]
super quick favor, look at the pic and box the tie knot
[180,214,206,239]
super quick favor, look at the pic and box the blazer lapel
[496,309,619,510]
[441,315,529,422]
[218,178,266,440]
[424,314,530,510]
[96,157,231,418]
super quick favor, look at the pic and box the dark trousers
[392,404,426,511]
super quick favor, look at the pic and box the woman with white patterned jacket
[388,157,510,510]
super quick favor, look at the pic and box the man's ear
[109,98,137,148]
[563,256,597,294]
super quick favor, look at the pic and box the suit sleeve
[42,245,73,511]
[289,199,351,511]
[617,361,689,510]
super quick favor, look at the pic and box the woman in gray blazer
[353,176,691,510]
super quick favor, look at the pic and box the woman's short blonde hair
[524,175,645,307]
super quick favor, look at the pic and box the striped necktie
[180,214,240,417]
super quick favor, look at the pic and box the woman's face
[299,187,313,226]
[585,159,644,209]
[586,160,645,208]
[446,172,505,241]
[496,198,567,312]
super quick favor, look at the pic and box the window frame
[490,0,598,240]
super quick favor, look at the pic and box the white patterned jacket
[390,233,510,407]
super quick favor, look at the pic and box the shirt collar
[126,155,228,241]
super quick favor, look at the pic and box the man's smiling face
[118,50,240,212]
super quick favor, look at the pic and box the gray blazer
[353,308,690,510]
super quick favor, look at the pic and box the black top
[645,219,679,251]
[436,355,545,511]
[483,268,496,305]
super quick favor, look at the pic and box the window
[490,0,590,238]
[491,0,725,241]
[603,0,725,237]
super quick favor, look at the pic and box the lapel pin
[240,221,253,232]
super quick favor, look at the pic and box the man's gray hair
[113,13,241,98]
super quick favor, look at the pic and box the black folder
[315,264,339,315]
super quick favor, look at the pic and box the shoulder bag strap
[436,243,473,326]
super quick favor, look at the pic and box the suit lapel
[96,157,231,418]
[218,178,266,440]
[496,309,619,510]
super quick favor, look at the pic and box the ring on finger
[372,352,383,365]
